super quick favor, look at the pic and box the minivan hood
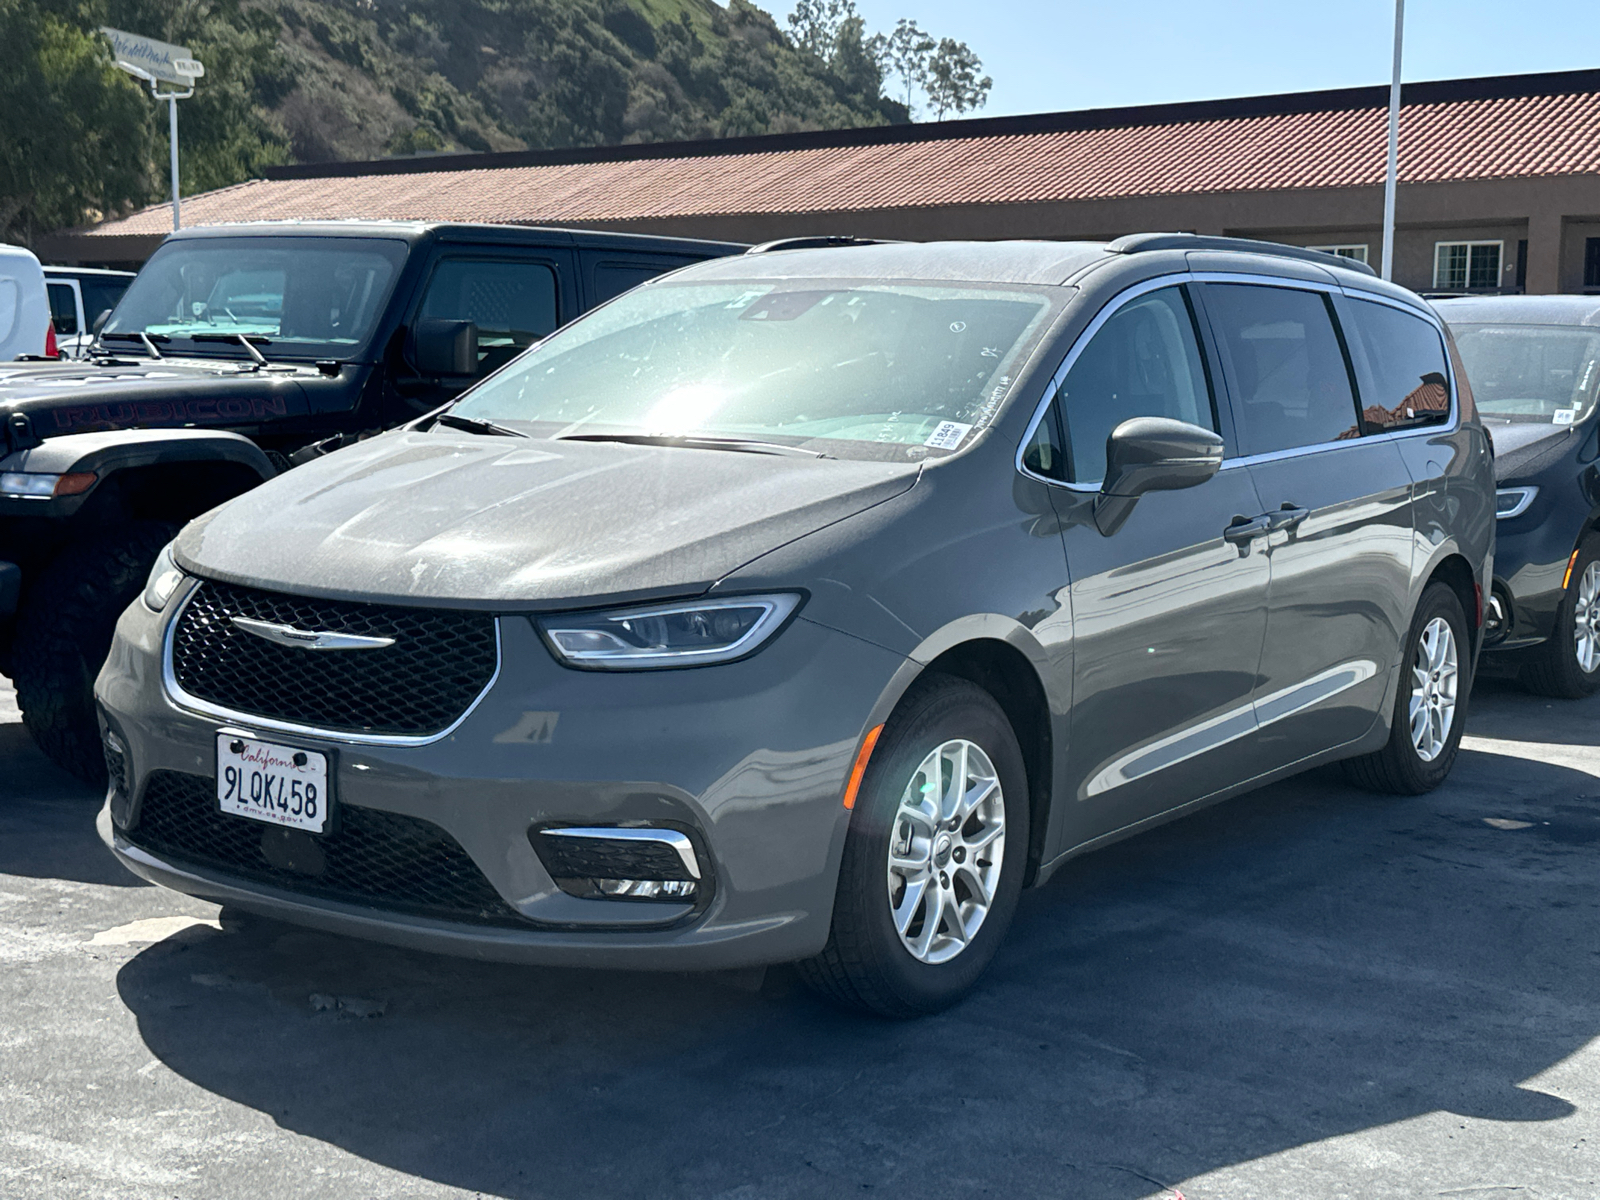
[176,432,921,608]
[1489,420,1576,482]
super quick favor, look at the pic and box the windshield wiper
[191,332,271,367]
[554,433,830,459]
[432,412,528,438]
[100,331,169,359]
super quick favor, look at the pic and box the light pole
[100,28,203,232]
[1381,0,1405,282]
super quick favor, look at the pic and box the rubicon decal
[50,397,291,431]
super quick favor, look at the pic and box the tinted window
[593,261,676,304]
[419,259,558,377]
[1206,284,1359,455]
[1054,286,1215,483]
[1346,298,1451,433]
[47,282,77,334]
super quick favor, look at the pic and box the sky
[811,0,1600,118]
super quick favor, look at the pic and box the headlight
[142,543,187,612]
[1495,486,1538,519]
[536,594,802,670]
[0,471,96,499]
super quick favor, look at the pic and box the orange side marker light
[842,724,884,810]
[1563,549,1581,592]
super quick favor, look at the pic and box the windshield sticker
[926,421,974,451]
[1554,408,1577,425]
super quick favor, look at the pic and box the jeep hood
[0,356,318,436]
[175,431,921,608]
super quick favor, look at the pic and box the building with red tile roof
[41,68,1600,295]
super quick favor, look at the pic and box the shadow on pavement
[0,717,148,888]
[115,724,1600,1198]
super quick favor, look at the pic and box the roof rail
[745,236,898,254]
[1106,232,1379,277]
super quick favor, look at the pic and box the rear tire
[798,675,1029,1018]
[1520,534,1600,700]
[1342,581,1470,795]
[11,521,179,785]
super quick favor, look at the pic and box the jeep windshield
[103,236,407,361]
[1452,323,1600,426]
[449,279,1058,462]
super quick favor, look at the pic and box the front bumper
[95,588,906,970]
[1483,505,1587,657]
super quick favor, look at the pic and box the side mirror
[411,319,478,377]
[92,309,112,336]
[1095,416,1224,536]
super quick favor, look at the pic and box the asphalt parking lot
[3,674,1598,1200]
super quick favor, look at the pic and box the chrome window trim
[160,583,504,747]
[1015,270,1461,493]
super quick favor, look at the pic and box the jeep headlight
[536,594,802,669]
[142,543,187,613]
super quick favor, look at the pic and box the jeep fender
[0,429,275,519]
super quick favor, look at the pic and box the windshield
[1451,323,1600,425]
[449,279,1057,462]
[105,236,407,360]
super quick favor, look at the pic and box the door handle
[1267,505,1310,533]
[1223,514,1272,544]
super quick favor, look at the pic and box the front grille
[170,581,497,737]
[127,771,528,926]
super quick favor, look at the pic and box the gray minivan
[96,234,1493,1016]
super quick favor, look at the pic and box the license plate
[216,733,330,834]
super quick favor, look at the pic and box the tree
[0,0,153,246]
[878,19,934,114]
[923,37,991,120]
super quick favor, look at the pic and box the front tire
[11,521,179,785]
[1342,581,1470,795]
[1520,534,1600,700]
[798,676,1030,1017]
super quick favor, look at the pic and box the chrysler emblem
[230,616,395,651]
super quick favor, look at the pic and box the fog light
[533,826,703,903]
[593,878,698,900]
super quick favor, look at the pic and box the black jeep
[0,220,742,780]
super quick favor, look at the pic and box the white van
[0,244,52,360]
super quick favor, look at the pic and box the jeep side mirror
[411,319,479,377]
[92,309,112,336]
[1095,417,1224,536]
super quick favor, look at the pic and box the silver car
[97,236,1493,1015]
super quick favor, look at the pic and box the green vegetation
[0,0,990,246]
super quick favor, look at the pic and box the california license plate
[216,733,330,834]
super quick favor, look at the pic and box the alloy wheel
[1409,616,1459,762]
[1575,562,1600,674]
[885,738,1006,965]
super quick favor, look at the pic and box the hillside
[261,0,906,163]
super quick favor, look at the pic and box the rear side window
[419,259,559,377]
[1053,285,1216,483]
[1345,298,1452,433]
[1205,283,1360,455]
[79,278,129,325]
[47,281,78,334]
[591,260,685,305]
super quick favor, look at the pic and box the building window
[1434,241,1503,291]
[1309,244,1369,264]
[1584,238,1600,290]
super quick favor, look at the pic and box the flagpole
[1381,0,1404,281]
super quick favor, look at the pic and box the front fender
[0,429,275,519]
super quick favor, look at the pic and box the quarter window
[419,259,559,377]
[47,282,78,335]
[1434,241,1503,292]
[1052,286,1216,484]
[1345,298,1451,433]
[1205,283,1361,456]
